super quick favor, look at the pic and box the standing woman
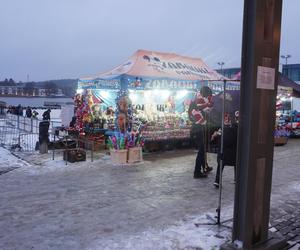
[189,86,214,178]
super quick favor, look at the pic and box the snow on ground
[0,147,233,249]
[87,213,232,250]
[2,151,98,175]
[0,147,30,172]
[1,139,299,249]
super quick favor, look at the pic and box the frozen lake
[0,96,74,123]
[0,96,73,108]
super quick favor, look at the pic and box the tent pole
[216,79,227,224]
[194,80,231,229]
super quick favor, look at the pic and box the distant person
[11,106,16,115]
[25,107,32,118]
[32,110,39,119]
[69,116,77,128]
[7,105,12,114]
[42,109,51,121]
[17,104,23,116]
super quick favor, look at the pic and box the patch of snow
[292,182,300,192]
[0,147,31,171]
[87,213,232,250]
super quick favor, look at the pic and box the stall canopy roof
[279,74,300,97]
[80,49,225,82]
[232,71,300,97]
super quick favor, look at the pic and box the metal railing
[1,114,100,162]
[0,114,59,151]
[5,113,61,133]
[51,134,95,164]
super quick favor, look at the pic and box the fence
[51,134,95,164]
[5,114,61,134]
[0,114,97,160]
[0,114,60,151]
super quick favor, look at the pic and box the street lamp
[217,61,225,78]
[217,61,225,72]
[281,54,291,77]
[281,54,291,65]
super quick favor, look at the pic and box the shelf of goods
[142,125,191,142]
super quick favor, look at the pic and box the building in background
[0,79,65,97]
[282,64,300,83]
[216,67,240,79]
[218,64,300,84]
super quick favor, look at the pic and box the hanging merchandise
[115,90,132,133]
[74,93,86,133]
[76,49,241,150]
[188,86,213,125]
[107,132,145,150]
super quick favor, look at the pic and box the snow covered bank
[0,147,31,171]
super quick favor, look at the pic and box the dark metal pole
[221,0,286,249]
[216,79,227,224]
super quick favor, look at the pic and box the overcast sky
[0,0,299,82]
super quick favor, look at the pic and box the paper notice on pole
[257,66,275,90]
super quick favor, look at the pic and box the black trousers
[192,126,206,175]
[213,125,238,183]
[214,157,236,184]
[194,145,205,174]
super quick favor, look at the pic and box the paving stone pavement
[269,200,300,249]
[0,139,299,249]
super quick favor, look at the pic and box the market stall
[275,75,300,139]
[234,71,300,142]
[75,50,240,151]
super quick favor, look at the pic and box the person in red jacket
[190,86,214,178]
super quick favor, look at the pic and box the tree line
[0,78,78,97]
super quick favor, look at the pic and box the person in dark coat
[212,118,238,188]
[32,110,39,118]
[17,104,23,116]
[7,106,12,114]
[69,116,76,127]
[25,107,32,118]
[42,109,51,121]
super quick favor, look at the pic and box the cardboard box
[274,137,288,146]
[128,147,143,163]
[110,149,128,165]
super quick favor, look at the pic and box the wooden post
[221,0,286,249]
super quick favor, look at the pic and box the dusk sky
[1,0,299,82]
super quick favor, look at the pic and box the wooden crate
[93,141,106,151]
[79,135,105,151]
[110,149,128,165]
[128,147,143,163]
[63,149,86,163]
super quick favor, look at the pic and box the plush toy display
[71,85,220,147]
[73,90,108,133]
[74,93,85,132]
[115,90,132,133]
[188,86,213,125]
